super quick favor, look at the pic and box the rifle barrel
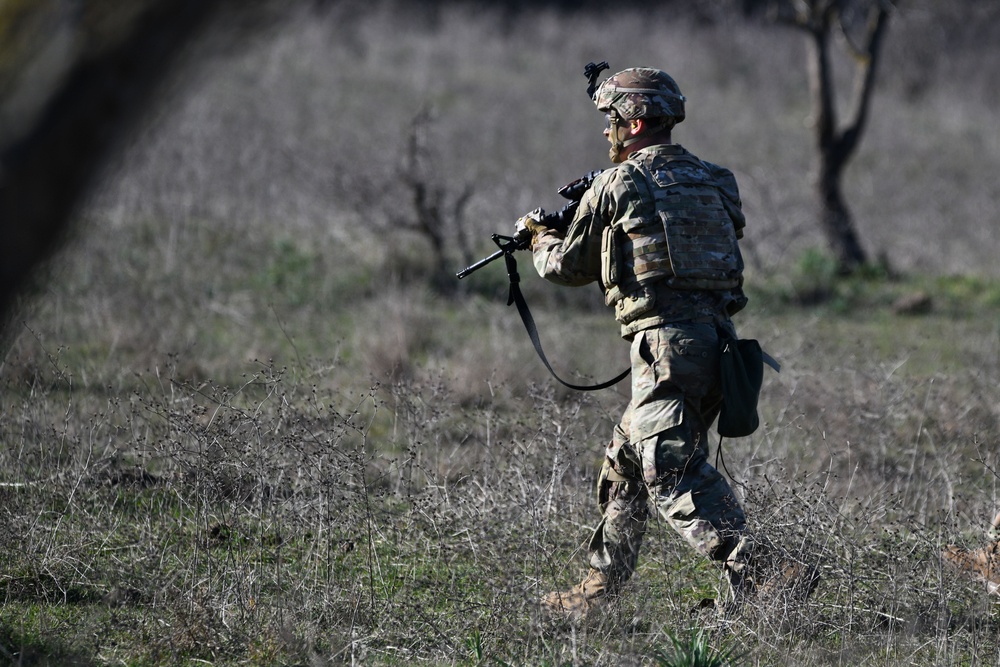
[456,248,505,279]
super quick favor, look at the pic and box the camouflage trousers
[587,322,751,595]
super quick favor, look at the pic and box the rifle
[455,170,602,280]
[454,167,629,392]
[450,61,628,392]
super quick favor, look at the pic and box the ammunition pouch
[611,285,656,325]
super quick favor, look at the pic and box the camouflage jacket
[532,144,747,339]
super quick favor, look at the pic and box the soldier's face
[602,114,618,140]
[603,116,621,145]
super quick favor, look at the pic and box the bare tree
[753,0,893,272]
[389,107,475,291]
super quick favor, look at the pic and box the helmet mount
[584,61,610,100]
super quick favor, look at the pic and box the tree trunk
[801,1,890,273]
[806,19,866,271]
[0,0,226,325]
[817,160,867,272]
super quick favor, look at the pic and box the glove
[514,208,548,248]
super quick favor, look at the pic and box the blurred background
[2,0,998,325]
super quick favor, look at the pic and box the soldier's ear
[629,118,645,136]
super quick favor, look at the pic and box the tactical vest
[602,151,745,314]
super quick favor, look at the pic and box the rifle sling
[503,252,630,392]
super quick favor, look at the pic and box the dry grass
[3,284,1000,664]
[3,1,1000,664]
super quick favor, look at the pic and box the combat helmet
[593,67,686,162]
[594,67,686,122]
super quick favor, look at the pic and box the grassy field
[3,268,1000,665]
[3,1,1000,665]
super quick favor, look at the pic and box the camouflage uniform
[531,69,753,607]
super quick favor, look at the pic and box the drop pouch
[717,328,764,438]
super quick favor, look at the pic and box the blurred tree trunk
[761,0,892,272]
[0,0,225,329]
[0,0,307,330]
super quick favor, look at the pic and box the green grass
[654,630,739,667]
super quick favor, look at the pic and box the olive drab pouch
[614,285,656,325]
[601,224,621,288]
[717,328,764,438]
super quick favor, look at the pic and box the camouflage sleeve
[531,172,616,286]
[704,161,746,239]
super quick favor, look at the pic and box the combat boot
[539,569,610,620]
[942,541,1000,594]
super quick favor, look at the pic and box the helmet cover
[594,67,686,123]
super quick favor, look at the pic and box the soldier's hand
[514,208,548,247]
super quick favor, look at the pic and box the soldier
[517,67,756,619]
